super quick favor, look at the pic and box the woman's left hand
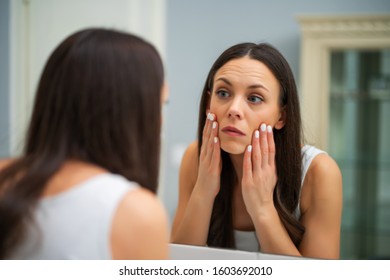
[241,123,278,219]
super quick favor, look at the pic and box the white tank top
[10,173,139,259]
[234,145,326,252]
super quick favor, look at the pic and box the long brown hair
[197,43,304,249]
[0,28,164,258]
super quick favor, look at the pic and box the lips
[221,126,246,136]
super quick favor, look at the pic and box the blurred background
[1,0,389,259]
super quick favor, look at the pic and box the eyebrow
[215,77,270,92]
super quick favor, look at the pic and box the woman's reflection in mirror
[171,43,342,259]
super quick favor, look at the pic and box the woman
[172,43,342,259]
[0,28,169,259]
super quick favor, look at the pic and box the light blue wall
[1,0,389,222]
[0,0,10,157]
[163,0,390,220]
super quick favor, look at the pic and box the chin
[220,141,246,155]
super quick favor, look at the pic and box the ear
[274,107,286,130]
[205,90,211,116]
[161,82,169,105]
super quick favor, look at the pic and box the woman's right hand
[194,112,222,199]
[171,113,221,245]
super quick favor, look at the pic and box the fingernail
[255,130,259,138]
[208,113,214,121]
[212,122,217,129]
[267,125,272,133]
[260,123,266,132]
[214,137,218,143]
[247,145,252,152]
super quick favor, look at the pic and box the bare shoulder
[171,141,199,236]
[308,153,342,188]
[118,188,168,225]
[301,153,342,211]
[182,141,199,167]
[111,187,169,259]
[179,141,199,188]
[299,153,342,258]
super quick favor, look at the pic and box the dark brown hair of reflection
[0,28,164,258]
[197,43,304,249]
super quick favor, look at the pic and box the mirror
[2,1,389,260]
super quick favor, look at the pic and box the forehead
[213,56,280,95]
[215,56,275,80]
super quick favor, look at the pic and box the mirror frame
[297,14,390,150]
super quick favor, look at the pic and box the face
[209,56,284,155]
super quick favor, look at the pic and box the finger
[267,125,276,167]
[259,123,269,168]
[211,120,218,138]
[243,144,253,183]
[211,120,221,172]
[204,113,214,141]
[251,129,261,172]
[211,135,221,172]
[206,120,218,162]
[201,113,214,157]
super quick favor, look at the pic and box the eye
[215,89,230,98]
[247,95,263,104]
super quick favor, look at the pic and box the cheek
[247,117,262,131]
[209,101,221,117]
[247,114,273,130]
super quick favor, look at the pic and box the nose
[227,97,243,120]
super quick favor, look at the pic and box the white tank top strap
[301,145,327,186]
[295,145,327,219]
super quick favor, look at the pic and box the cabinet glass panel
[329,49,390,259]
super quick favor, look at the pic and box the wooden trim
[297,14,390,149]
